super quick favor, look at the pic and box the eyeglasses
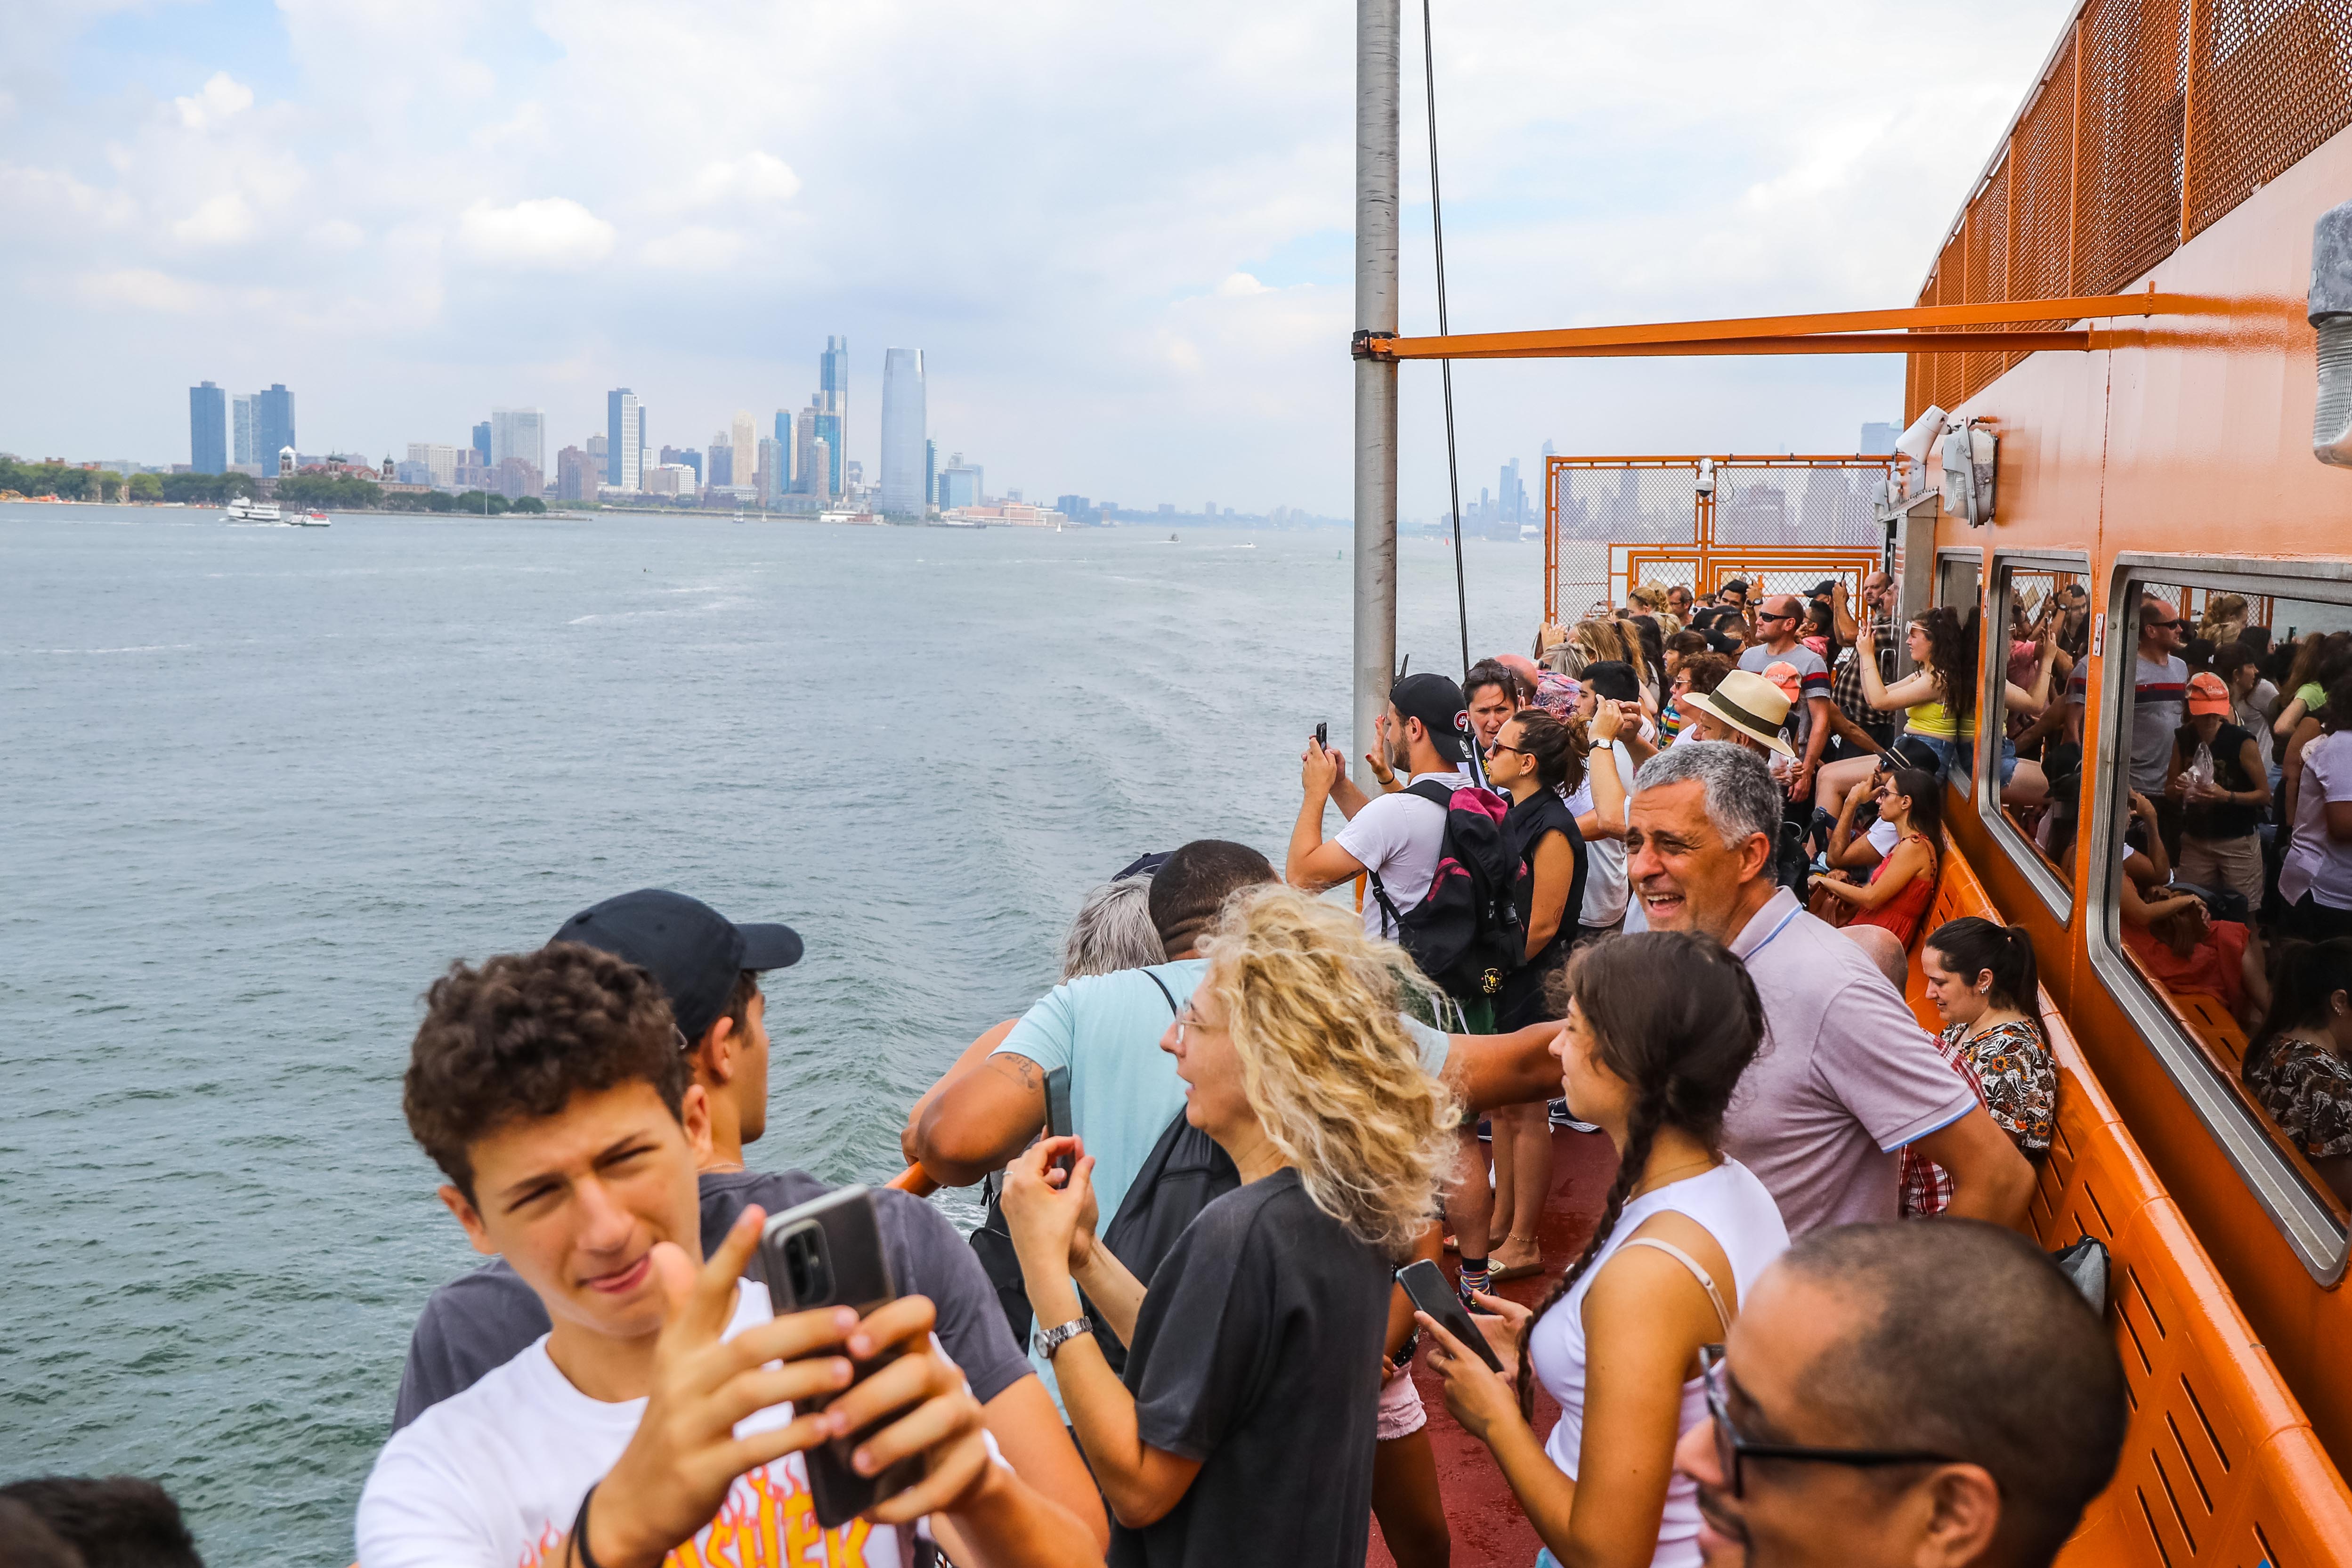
[1699,1346,1959,1498]
[2144,616,2182,630]
[1757,611,1798,625]
[1485,739,1534,757]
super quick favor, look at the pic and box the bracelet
[571,1483,606,1568]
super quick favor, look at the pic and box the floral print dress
[2245,1038,2352,1159]
[1947,1018,2057,1155]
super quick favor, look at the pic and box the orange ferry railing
[1541,455,1895,626]
[1906,0,2352,421]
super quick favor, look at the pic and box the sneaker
[1458,1268,1495,1313]
[1549,1098,1602,1134]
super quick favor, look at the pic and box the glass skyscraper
[879,349,925,518]
[188,382,227,474]
[255,383,296,469]
[818,335,848,495]
[607,390,642,490]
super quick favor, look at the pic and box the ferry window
[1984,561,2087,911]
[1936,552,1980,618]
[2098,571,2352,1265]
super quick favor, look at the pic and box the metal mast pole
[1352,0,1400,793]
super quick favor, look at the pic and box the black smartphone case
[757,1186,927,1529]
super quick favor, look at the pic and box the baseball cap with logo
[551,889,803,1046]
[2185,671,2233,718]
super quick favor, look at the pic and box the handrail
[1359,289,2199,361]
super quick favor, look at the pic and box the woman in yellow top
[1811,606,2055,817]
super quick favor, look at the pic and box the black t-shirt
[389,1170,1030,1430]
[1114,1168,1391,1568]
[2178,720,2263,840]
[1498,788,1586,1029]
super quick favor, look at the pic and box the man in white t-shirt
[1738,595,1834,803]
[356,943,1097,1568]
[1559,662,1644,937]
[1288,672,1472,944]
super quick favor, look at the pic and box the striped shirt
[2066,653,2187,791]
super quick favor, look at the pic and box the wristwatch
[1033,1316,1094,1360]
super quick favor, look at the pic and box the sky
[1,0,2075,516]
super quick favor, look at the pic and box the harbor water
[0,503,1541,1564]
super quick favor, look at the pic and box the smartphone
[1315,721,1329,749]
[756,1186,925,1528]
[1043,1065,1076,1177]
[1395,1259,1504,1373]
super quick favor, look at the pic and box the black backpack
[1367,779,1527,1004]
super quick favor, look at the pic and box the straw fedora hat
[1681,668,1797,759]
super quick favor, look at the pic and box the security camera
[1695,458,1716,498]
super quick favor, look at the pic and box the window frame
[2087,554,2352,1284]
[1977,551,2087,925]
[1935,547,1983,621]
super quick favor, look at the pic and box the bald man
[1674,1222,2124,1568]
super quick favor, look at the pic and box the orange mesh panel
[2184,0,2352,240]
[1963,158,2011,398]
[2074,0,2189,294]
[2012,44,2079,308]
[1933,229,1968,410]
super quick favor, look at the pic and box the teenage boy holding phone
[356,942,1101,1568]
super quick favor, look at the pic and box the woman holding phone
[1000,885,1455,1568]
[1416,933,1788,1568]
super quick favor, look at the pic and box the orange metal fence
[1906,0,2352,422]
[1545,455,1897,624]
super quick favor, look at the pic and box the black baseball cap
[1390,672,1468,765]
[551,889,803,1046]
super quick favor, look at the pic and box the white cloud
[640,226,748,272]
[171,191,253,246]
[1215,272,1270,297]
[173,72,253,131]
[73,268,216,313]
[681,152,802,209]
[454,197,615,270]
[309,218,365,250]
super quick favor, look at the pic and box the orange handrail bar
[1360,287,2200,362]
[1379,330,2093,360]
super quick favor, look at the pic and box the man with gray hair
[1624,743,2034,1235]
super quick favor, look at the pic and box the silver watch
[1033,1316,1093,1359]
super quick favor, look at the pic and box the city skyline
[2,1,2076,515]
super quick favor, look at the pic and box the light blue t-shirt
[994,960,1452,1411]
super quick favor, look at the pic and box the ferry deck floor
[1370,1123,1622,1568]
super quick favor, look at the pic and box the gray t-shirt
[1723,888,1980,1235]
[390,1169,1030,1430]
[1738,642,1831,754]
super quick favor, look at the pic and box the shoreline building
[256,384,297,472]
[189,381,227,474]
[406,443,459,487]
[938,453,982,510]
[879,349,925,518]
[231,393,257,469]
[758,436,786,508]
[815,336,847,496]
[731,411,757,491]
[771,410,793,493]
[607,390,642,492]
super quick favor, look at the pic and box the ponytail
[1924,917,2042,1031]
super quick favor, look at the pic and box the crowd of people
[16,580,2156,1568]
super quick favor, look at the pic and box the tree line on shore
[0,458,546,514]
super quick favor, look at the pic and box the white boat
[291,511,330,527]
[223,499,283,523]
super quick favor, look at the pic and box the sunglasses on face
[1485,739,1534,757]
[1699,1347,1959,1498]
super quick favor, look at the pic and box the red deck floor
[1368,1125,1622,1568]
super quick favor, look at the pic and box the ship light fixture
[2311,199,2352,468]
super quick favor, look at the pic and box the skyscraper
[730,411,757,487]
[471,421,492,466]
[925,439,937,510]
[607,390,642,490]
[491,408,546,477]
[407,443,459,486]
[1859,422,1898,455]
[758,438,785,507]
[939,455,982,510]
[771,410,793,491]
[231,394,256,466]
[708,438,733,488]
[255,383,296,469]
[817,335,848,495]
[808,437,832,503]
[188,382,227,474]
[878,349,925,518]
[794,406,817,494]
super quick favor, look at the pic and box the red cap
[2185,671,2231,717]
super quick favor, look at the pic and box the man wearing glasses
[2067,596,2191,853]
[1736,594,1834,803]
[1674,1221,2125,1568]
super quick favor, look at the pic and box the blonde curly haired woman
[1002,885,1457,1568]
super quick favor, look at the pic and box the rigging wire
[1421,0,1470,683]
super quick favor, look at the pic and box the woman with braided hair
[1415,933,1789,1568]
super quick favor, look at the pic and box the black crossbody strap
[1141,968,1179,1015]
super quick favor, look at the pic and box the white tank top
[1525,1160,1790,1568]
